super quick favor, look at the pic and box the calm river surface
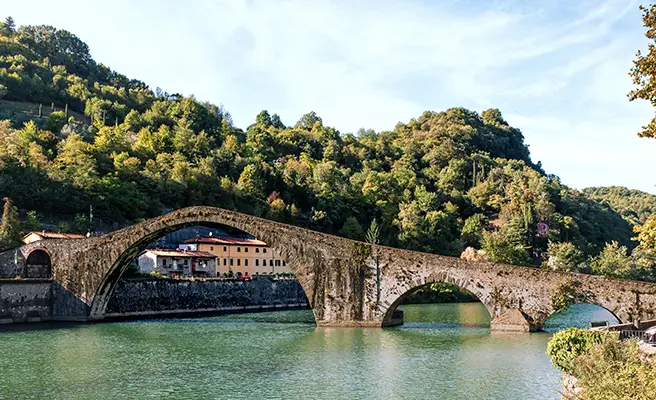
[0,303,617,400]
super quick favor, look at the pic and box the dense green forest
[582,187,656,225]
[0,17,654,281]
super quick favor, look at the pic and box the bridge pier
[490,309,542,332]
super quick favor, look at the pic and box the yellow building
[180,237,291,277]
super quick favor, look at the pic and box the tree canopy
[629,4,656,138]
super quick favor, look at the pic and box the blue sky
[3,0,655,194]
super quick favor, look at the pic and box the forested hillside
[0,17,653,280]
[583,187,656,226]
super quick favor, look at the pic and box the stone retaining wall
[105,277,309,317]
[0,277,309,324]
[0,280,52,323]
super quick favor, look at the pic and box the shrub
[546,328,617,374]
[149,271,167,279]
[45,111,68,132]
[574,339,656,400]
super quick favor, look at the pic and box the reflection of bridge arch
[24,249,52,278]
[14,206,656,331]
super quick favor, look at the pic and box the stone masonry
[4,206,656,331]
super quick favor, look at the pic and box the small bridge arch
[24,248,52,278]
[381,273,495,327]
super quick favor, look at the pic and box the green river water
[0,303,617,400]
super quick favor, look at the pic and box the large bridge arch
[85,207,335,321]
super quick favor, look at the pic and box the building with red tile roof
[22,231,87,244]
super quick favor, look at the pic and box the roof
[23,231,87,240]
[142,249,216,258]
[183,236,267,246]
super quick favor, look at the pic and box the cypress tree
[65,103,68,118]
[0,197,21,250]
[51,102,55,111]
[38,103,42,118]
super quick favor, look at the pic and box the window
[256,259,259,267]
[263,259,267,266]
[237,247,241,252]
[223,246,227,252]
[210,246,214,251]
[237,259,241,266]
[256,248,260,253]
[245,259,248,266]
[263,248,267,253]
[275,260,280,267]
[244,247,248,252]
[162,259,167,266]
[230,258,234,266]
[223,258,227,266]
[184,260,188,266]
[282,260,286,266]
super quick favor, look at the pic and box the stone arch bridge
[12,206,656,331]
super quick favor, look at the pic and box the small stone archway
[381,276,495,327]
[24,249,52,278]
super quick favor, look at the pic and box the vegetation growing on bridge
[0,16,654,283]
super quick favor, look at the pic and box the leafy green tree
[73,213,89,234]
[255,110,272,128]
[339,216,364,240]
[237,164,265,197]
[366,218,381,245]
[481,230,531,266]
[271,114,285,129]
[634,215,656,253]
[45,111,68,132]
[0,197,21,250]
[629,4,656,138]
[0,16,15,37]
[546,328,617,375]
[461,214,487,247]
[542,241,584,272]
[589,241,634,279]
[296,111,322,130]
[24,210,40,232]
